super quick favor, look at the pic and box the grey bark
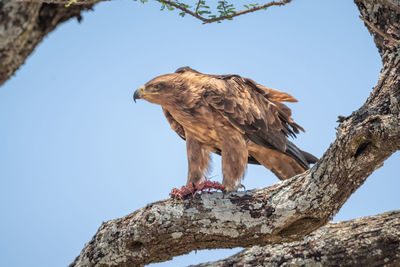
[0,0,95,86]
[191,210,400,267]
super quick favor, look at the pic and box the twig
[204,0,292,24]
[158,0,207,22]
[359,15,400,45]
[195,0,202,14]
[158,0,292,24]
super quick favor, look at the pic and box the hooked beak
[133,86,145,103]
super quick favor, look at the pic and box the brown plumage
[134,67,318,191]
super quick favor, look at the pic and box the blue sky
[0,0,398,266]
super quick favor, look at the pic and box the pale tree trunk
[1,0,399,266]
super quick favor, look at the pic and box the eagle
[134,67,317,192]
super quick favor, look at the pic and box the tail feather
[300,149,319,164]
[286,142,318,169]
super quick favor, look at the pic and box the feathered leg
[186,134,210,184]
[219,130,248,192]
[170,133,225,199]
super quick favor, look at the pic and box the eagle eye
[152,82,166,91]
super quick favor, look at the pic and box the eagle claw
[223,183,245,192]
[169,180,225,199]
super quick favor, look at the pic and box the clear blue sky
[0,1,398,266]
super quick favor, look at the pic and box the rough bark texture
[0,0,95,86]
[192,210,400,267]
[69,0,400,266]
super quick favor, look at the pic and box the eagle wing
[162,108,186,140]
[202,74,309,168]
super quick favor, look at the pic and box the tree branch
[191,210,400,266]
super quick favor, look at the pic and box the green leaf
[198,10,211,15]
[65,0,77,7]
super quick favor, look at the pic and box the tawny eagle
[134,67,317,191]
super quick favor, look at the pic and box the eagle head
[133,75,176,105]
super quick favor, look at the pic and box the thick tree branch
[70,1,400,266]
[192,210,400,266]
[0,1,95,86]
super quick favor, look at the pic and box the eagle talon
[237,183,246,191]
[223,183,245,193]
[169,180,225,199]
